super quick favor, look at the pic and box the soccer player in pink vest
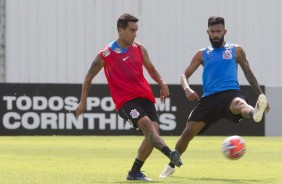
[76,13,182,181]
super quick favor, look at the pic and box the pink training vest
[99,42,156,110]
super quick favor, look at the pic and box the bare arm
[76,54,105,117]
[180,50,203,101]
[236,46,270,112]
[236,46,264,95]
[141,45,169,103]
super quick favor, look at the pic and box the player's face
[119,22,138,46]
[207,24,226,48]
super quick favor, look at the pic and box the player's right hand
[160,83,170,104]
[185,89,200,101]
[76,102,86,118]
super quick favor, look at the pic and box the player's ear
[117,27,124,34]
[224,29,227,35]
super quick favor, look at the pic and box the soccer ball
[222,135,246,160]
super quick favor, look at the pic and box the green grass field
[0,136,281,184]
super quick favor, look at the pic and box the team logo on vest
[222,50,232,60]
[206,47,213,54]
[102,49,110,57]
[130,109,140,119]
[114,47,122,53]
[132,42,138,47]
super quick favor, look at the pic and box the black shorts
[118,98,159,129]
[188,90,246,130]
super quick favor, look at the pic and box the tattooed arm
[236,46,264,95]
[76,54,105,117]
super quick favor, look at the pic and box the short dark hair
[117,13,139,29]
[208,16,225,27]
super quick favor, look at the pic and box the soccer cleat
[159,165,176,178]
[169,151,183,167]
[126,171,152,181]
[253,94,268,122]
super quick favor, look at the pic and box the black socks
[161,146,172,158]
[168,161,176,168]
[130,159,144,174]
[131,146,174,174]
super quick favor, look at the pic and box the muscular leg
[136,121,159,161]
[230,97,254,118]
[165,121,205,169]
[136,117,182,165]
[130,119,168,174]
[175,121,205,155]
[129,136,154,174]
[137,116,166,151]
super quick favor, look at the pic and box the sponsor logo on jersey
[132,42,138,47]
[206,47,213,54]
[122,56,129,61]
[102,49,110,57]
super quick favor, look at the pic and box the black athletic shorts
[188,90,247,131]
[117,97,159,129]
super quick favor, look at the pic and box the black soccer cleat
[170,151,183,167]
[126,171,152,181]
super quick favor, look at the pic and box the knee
[139,121,158,135]
[232,98,247,109]
[181,122,204,141]
[231,98,250,114]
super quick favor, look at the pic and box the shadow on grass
[96,177,275,184]
[174,176,274,183]
[110,181,161,184]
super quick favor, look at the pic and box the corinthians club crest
[130,109,140,119]
[222,50,232,60]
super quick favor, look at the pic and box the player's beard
[209,36,224,48]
